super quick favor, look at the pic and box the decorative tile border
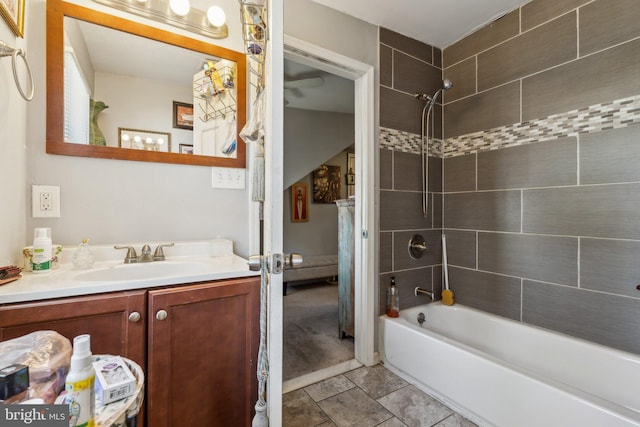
[379,127,442,156]
[444,95,640,157]
[381,95,640,158]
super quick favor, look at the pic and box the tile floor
[283,364,478,427]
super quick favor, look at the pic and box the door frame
[282,35,376,367]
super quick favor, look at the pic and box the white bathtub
[379,302,640,427]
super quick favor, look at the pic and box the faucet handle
[153,243,175,261]
[114,245,138,264]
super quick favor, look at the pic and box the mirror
[46,0,247,168]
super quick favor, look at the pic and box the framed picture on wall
[292,182,309,222]
[0,0,25,37]
[173,101,194,130]
[313,165,341,203]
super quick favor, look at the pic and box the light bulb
[145,137,153,144]
[169,0,190,16]
[207,6,225,27]
[122,134,130,141]
[133,136,142,143]
[157,138,164,145]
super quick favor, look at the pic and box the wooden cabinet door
[147,277,259,427]
[0,291,147,370]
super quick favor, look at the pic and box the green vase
[89,99,108,146]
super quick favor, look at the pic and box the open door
[263,0,285,424]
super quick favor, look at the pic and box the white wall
[283,149,349,256]
[22,0,252,258]
[283,108,354,188]
[0,19,28,266]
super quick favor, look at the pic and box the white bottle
[65,335,95,427]
[32,227,52,273]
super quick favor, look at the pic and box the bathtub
[379,302,640,427]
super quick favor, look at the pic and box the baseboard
[282,359,362,394]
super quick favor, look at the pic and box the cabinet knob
[128,311,141,323]
[156,310,168,321]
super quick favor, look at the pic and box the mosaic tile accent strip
[444,95,640,157]
[379,127,443,157]
[380,95,640,158]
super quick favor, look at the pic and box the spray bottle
[65,335,95,427]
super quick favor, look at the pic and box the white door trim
[283,35,377,367]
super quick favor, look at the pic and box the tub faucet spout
[415,287,434,301]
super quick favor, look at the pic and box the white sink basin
[74,261,211,282]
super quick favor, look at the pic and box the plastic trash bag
[0,331,72,403]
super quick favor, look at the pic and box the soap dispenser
[72,239,95,270]
[386,276,399,318]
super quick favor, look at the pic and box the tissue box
[93,356,136,405]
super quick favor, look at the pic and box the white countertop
[0,240,259,305]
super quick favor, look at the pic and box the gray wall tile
[380,190,432,231]
[379,268,433,314]
[444,154,476,192]
[443,10,519,68]
[379,232,393,273]
[433,265,443,301]
[580,125,640,185]
[433,48,442,69]
[478,13,577,91]
[521,0,588,31]
[523,184,640,239]
[448,267,522,320]
[429,156,442,193]
[579,0,640,56]
[381,87,422,134]
[379,148,393,190]
[478,232,578,285]
[444,190,521,232]
[380,45,392,87]
[380,28,433,64]
[523,280,640,354]
[443,229,476,269]
[477,138,577,190]
[394,52,441,97]
[581,238,640,298]
[522,37,640,121]
[432,193,443,229]
[394,229,442,271]
[394,151,421,191]
[445,82,520,139]
[443,57,476,103]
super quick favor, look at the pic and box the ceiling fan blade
[284,76,324,89]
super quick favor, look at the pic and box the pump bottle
[32,227,52,273]
[65,335,95,427]
[386,276,399,317]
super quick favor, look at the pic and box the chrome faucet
[415,287,434,301]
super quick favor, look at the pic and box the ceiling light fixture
[91,0,228,39]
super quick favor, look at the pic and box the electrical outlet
[211,167,246,189]
[32,185,61,218]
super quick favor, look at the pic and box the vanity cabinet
[147,277,259,427]
[0,276,260,426]
[0,290,147,368]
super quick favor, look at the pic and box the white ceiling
[311,0,532,48]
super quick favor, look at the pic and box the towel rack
[0,40,34,101]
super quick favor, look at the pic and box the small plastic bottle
[386,276,399,317]
[32,228,52,273]
[65,335,95,427]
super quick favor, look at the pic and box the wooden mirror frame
[46,0,247,168]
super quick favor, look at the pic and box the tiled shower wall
[378,28,444,315]
[441,0,640,354]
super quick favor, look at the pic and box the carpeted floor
[283,281,355,381]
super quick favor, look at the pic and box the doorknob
[247,253,304,273]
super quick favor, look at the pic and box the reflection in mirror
[47,0,246,168]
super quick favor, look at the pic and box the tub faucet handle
[153,242,175,261]
[114,245,138,264]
